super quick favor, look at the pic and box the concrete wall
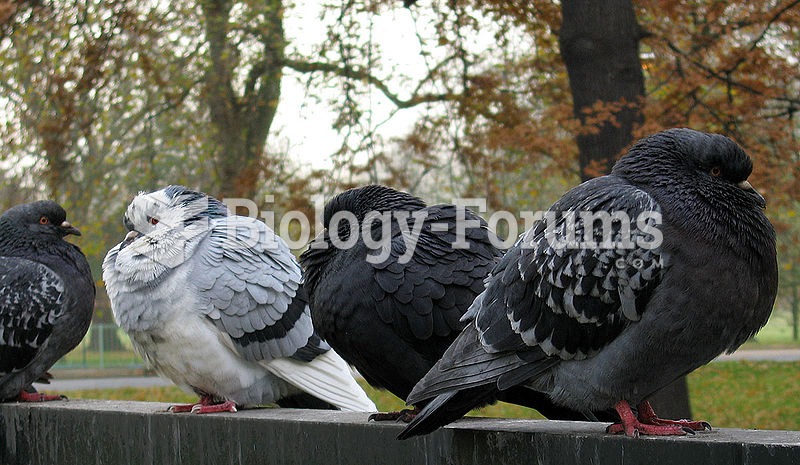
[1,400,798,465]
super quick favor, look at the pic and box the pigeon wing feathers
[408,177,667,405]
[370,204,502,350]
[0,258,65,375]
[478,176,667,360]
[302,235,455,397]
[405,323,559,405]
[300,200,503,399]
[190,216,314,362]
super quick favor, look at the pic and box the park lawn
[687,361,800,431]
[739,313,800,349]
[60,360,800,431]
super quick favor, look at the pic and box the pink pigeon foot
[17,390,67,402]
[606,400,711,437]
[635,400,712,431]
[168,395,237,414]
[191,400,237,414]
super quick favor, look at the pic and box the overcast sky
[271,2,430,171]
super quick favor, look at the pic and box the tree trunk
[559,0,645,181]
[558,0,692,420]
[200,0,284,199]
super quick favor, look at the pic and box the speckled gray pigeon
[102,186,375,413]
[0,201,94,402]
[399,128,778,438]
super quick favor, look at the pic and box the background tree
[200,0,283,198]
[559,0,645,180]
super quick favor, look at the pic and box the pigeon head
[322,185,427,229]
[612,128,766,210]
[122,185,228,237]
[115,186,228,274]
[0,200,81,243]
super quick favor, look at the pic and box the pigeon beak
[60,221,82,236]
[117,230,140,251]
[737,180,766,209]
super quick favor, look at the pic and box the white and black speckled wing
[0,257,65,376]
[477,176,667,361]
[407,176,669,404]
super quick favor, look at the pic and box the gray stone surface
[1,400,798,465]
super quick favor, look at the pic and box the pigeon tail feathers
[264,349,376,412]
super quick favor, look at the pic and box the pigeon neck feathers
[612,128,775,261]
[321,185,427,245]
[322,184,426,228]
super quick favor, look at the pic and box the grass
[60,360,800,431]
[741,314,800,349]
[688,361,800,431]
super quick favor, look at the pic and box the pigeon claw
[368,407,419,423]
[642,417,711,432]
[606,421,694,437]
[636,400,712,432]
[168,403,196,413]
[608,400,711,437]
[169,395,237,414]
[190,400,237,414]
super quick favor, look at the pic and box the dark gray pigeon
[301,185,615,422]
[399,128,778,438]
[0,201,94,402]
[102,186,375,413]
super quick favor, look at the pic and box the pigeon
[301,184,614,422]
[398,128,778,438]
[0,200,95,402]
[102,185,376,414]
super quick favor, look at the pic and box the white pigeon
[102,185,376,414]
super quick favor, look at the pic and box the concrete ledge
[1,400,799,465]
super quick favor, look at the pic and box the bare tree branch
[724,0,800,74]
[665,40,800,108]
[282,58,456,109]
